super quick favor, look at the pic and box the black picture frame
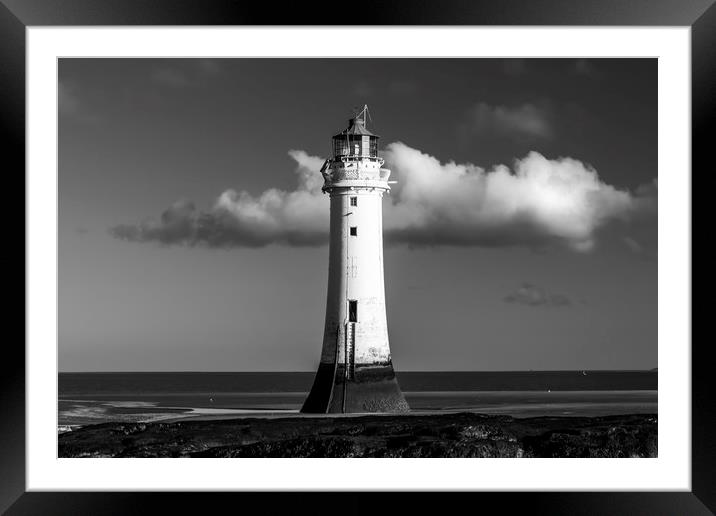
[3,1,710,514]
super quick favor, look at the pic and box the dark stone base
[301,362,410,414]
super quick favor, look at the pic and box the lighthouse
[301,106,409,414]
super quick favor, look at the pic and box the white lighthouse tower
[301,106,409,413]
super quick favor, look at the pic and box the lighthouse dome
[333,116,378,138]
[332,106,379,159]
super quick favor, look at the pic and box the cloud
[382,143,648,251]
[632,178,658,216]
[110,143,656,251]
[111,151,329,248]
[467,102,553,141]
[504,283,571,307]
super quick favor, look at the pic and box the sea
[58,371,657,432]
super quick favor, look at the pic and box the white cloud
[382,143,639,250]
[111,150,329,248]
[111,143,655,251]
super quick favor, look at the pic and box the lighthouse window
[350,197,357,206]
[361,136,371,156]
[333,139,349,157]
[350,226,358,236]
[348,300,358,323]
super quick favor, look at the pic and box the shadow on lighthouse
[301,106,409,414]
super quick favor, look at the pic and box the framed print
[4,0,711,513]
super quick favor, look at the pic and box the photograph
[5,2,707,509]
[57,57,659,458]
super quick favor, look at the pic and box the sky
[58,58,657,372]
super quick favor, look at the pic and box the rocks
[59,412,657,458]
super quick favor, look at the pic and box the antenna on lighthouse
[352,104,372,128]
[358,104,372,128]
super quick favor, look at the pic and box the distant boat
[581,371,587,376]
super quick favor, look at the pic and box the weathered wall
[320,188,392,366]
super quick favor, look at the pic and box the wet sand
[58,390,658,429]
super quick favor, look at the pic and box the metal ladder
[341,322,356,414]
[345,322,356,381]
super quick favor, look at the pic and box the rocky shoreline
[58,412,657,458]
